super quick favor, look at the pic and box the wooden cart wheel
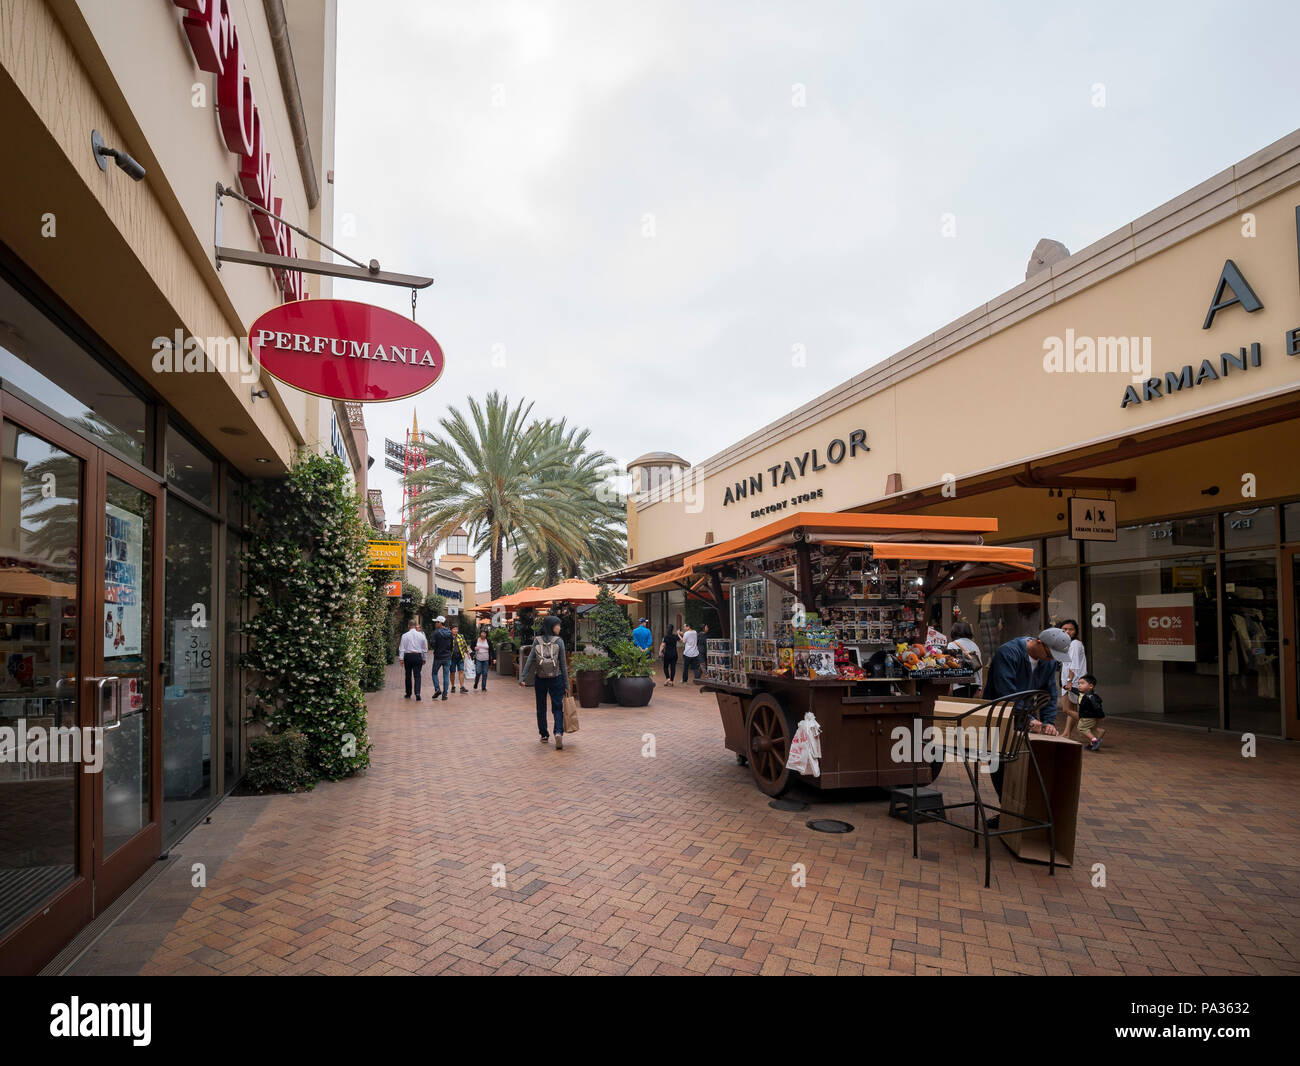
[744,693,796,797]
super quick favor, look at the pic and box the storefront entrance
[0,392,162,974]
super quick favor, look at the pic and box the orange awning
[631,564,694,594]
[684,511,1001,570]
[858,542,1033,568]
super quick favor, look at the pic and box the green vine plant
[242,453,372,783]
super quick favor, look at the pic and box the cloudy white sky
[331,0,1300,579]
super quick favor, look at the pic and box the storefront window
[162,499,216,844]
[1044,536,1078,568]
[1086,556,1218,729]
[1284,502,1300,543]
[1085,517,1217,562]
[667,589,685,637]
[224,527,244,787]
[1223,551,1281,736]
[0,423,80,935]
[954,576,1042,663]
[165,424,215,506]
[0,276,148,463]
[1223,507,1277,550]
[1045,569,1080,629]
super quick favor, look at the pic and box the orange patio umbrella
[475,586,549,613]
[510,578,640,608]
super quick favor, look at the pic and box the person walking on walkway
[632,617,653,652]
[520,614,568,748]
[1055,618,1087,739]
[399,619,428,700]
[659,624,680,686]
[453,628,472,694]
[681,622,701,684]
[473,625,494,691]
[430,616,454,701]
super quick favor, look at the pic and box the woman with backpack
[519,614,568,749]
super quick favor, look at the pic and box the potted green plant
[488,626,514,675]
[605,640,656,707]
[571,651,608,708]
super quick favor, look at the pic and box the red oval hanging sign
[248,299,445,402]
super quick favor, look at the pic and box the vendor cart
[631,512,1035,797]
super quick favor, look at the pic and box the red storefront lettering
[173,0,302,301]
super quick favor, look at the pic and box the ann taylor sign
[723,429,870,516]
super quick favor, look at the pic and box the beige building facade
[620,128,1300,745]
[0,0,348,972]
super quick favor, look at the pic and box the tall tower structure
[401,409,431,556]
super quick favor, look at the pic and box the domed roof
[627,451,689,471]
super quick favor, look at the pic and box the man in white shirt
[681,623,701,684]
[1056,618,1088,738]
[399,619,429,700]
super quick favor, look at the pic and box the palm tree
[404,393,583,601]
[511,419,625,585]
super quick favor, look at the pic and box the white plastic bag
[787,712,823,777]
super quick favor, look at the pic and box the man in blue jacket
[981,627,1072,810]
[632,618,653,652]
[982,627,1071,733]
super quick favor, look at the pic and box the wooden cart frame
[633,512,1035,797]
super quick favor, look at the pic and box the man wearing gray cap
[981,627,1073,810]
[981,627,1072,734]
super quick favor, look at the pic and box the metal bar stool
[910,689,1056,887]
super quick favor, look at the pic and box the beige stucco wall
[0,0,337,474]
[631,134,1300,564]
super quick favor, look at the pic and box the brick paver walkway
[69,663,1300,975]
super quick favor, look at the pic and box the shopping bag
[562,694,580,733]
[801,712,823,760]
[787,713,822,777]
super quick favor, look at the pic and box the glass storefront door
[0,394,161,973]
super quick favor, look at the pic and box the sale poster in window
[172,620,212,691]
[104,503,143,658]
[1136,593,1196,662]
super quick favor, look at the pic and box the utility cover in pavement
[806,819,854,834]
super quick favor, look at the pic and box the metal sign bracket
[213,183,433,289]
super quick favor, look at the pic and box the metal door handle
[89,676,121,730]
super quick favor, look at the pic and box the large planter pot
[615,676,655,707]
[496,646,515,675]
[576,669,604,708]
